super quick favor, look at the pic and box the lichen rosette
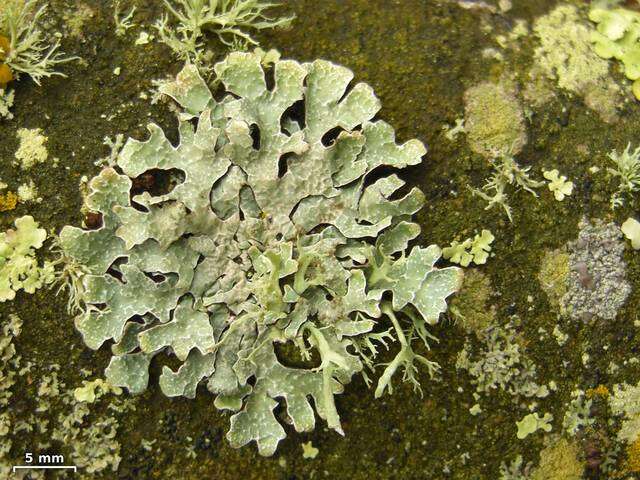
[59,52,462,455]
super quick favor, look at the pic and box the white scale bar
[13,465,77,471]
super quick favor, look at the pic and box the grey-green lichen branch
[58,52,462,456]
[0,0,78,85]
[155,0,294,64]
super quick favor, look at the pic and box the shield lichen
[58,52,462,455]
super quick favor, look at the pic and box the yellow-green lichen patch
[14,127,48,170]
[538,248,569,309]
[0,191,17,212]
[530,437,584,480]
[450,269,496,337]
[532,4,621,123]
[463,81,527,158]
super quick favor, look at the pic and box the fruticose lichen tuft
[58,52,463,456]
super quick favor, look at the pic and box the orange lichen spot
[587,385,611,398]
[0,35,10,60]
[0,191,18,212]
[0,35,13,88]
[0,64,13,88]
[626,436,640,472]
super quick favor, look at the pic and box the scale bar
[13,465,77,472]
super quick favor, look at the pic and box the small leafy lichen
[543,169,574,202]
[0,215,54,302]
[469,154,543,221]
[59,52,462,455]
[456,318,549,399]
[442,229,495,267]
[589,4,640,100]
[621,217,640,250]
[515,412,553,440]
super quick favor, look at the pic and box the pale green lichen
[155,0,294,65]
[17,179,41,203]
[562,389,594,436]
[499,455,532,480]
[0,313,21,478]
[0,215,54,302]
[301,441,318,459]
[113,0,136,37]
[59,52,462,456]
[73,378,122,403]
[0,88,13,119]
[610,381,640,445]
[469,154,543,221]
[456,318,550,399]
[0,0,77,85]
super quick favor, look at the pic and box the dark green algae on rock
[3,0,640,478]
